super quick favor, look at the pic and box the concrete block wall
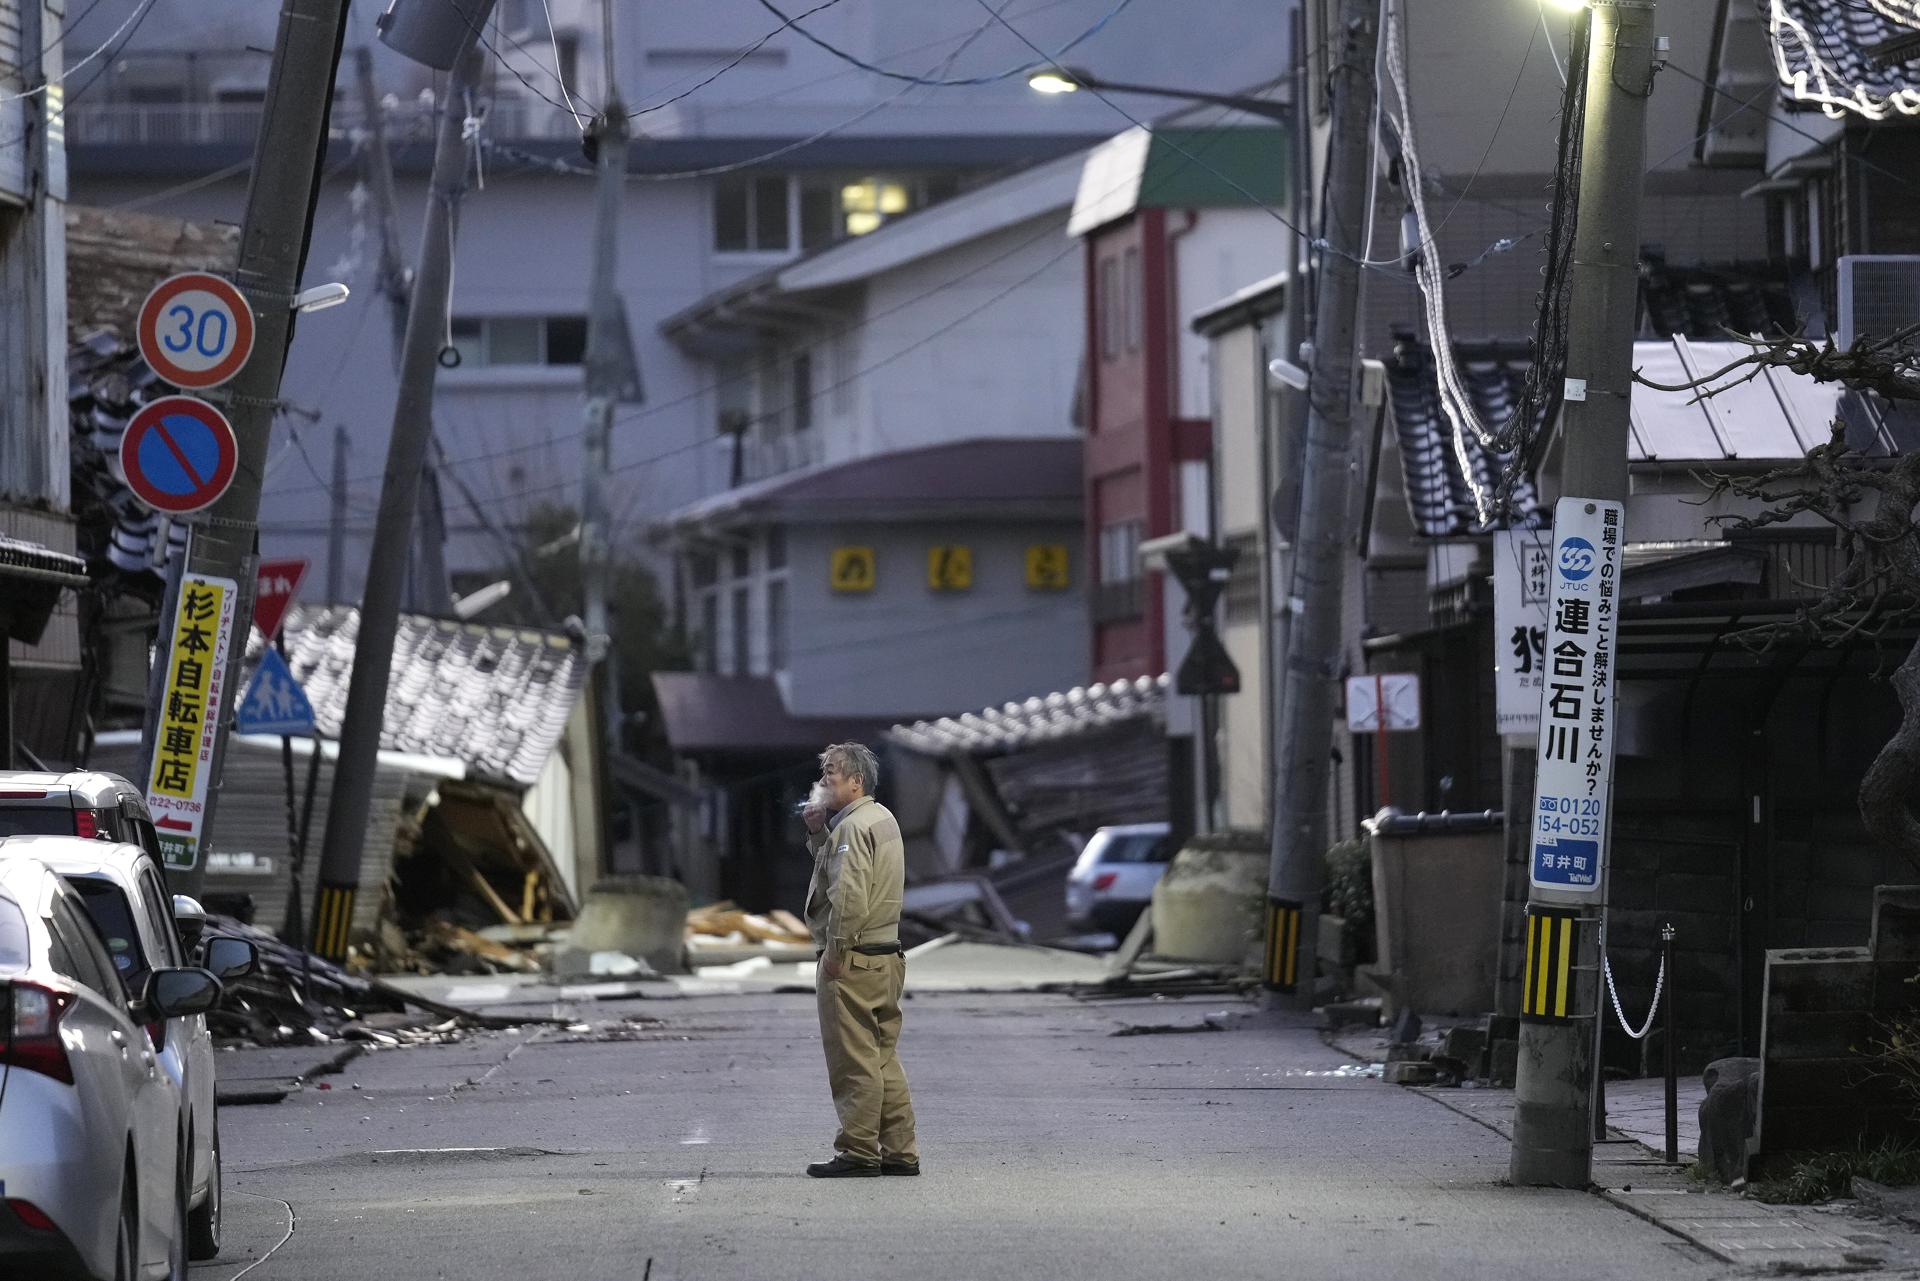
[1757,886,1920,1157]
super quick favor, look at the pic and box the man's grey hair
[820,741,880,795]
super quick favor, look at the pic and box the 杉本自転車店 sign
[145,570,237,870]
[1528,497,1623,897]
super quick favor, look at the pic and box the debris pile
[686,902,811,947]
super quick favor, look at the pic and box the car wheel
[167,1148,189,1281]
[187,1116,221,1260]
[115,1161,137,1281]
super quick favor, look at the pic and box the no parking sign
[120,396,239,515]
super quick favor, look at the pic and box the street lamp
[1025,64,1291,122]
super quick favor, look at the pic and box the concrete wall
[1175,209,1291,422]
[785,517,1088,719]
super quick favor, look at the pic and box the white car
[0,836,254,1266]
[0,856,222,1279]
[1064,823,1176,935]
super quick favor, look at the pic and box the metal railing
[62,97,575,148]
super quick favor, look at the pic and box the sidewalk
[1344,1035,1920,1274]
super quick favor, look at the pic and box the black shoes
[881,1158,921,1177]
[806,1155,881,1178]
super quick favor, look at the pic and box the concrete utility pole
[312,17,494,961]
[1262,0,1378,1002]
[581,0,642,768]
[1509,0,1657,1188]
[327,425,348,605]
[354,47,455,617]
[154,0,354,899]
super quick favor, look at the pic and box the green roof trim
[1138,126,1289,209]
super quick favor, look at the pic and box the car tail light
[2,981,75,1085]
[1093,872,1119,891]
[6,1199,57,1232]
[72,809,99,839]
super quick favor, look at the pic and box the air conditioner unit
[1836,255,1920,353]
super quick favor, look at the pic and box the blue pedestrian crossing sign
[236,648,316,737]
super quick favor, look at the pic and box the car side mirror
[142,967,222,1020]
[172,894,208,950]
[202,936,256,981]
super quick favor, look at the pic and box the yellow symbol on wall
[831,546,876,593]
[1026,544,1070,590]
[928,545,973,591]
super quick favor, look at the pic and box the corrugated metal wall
[0,2,27,200]
[92,738,416,943]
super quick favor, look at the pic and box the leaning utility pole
[311,17,494,961]
[1262,0,1378,1002]
[1510,0,1657,1188]
[354,46,454,616]
[581,0,643,768]
[153,0,354,899]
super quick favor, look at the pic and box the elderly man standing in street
[801,741,919,1178]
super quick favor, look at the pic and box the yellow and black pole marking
[1264,897,1304,991]
[312,882,357,963]
[1521,905,1581,1022]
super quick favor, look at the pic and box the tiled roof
[1385,334,1548,539]
[246,605,588,787]
[68,333,185,575]
[889,674,1168,756]
[1770,0,1920,118]
[1638,259,1799,341]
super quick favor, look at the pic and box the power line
[753,0,1137,87]
[0,0,157,104]
[535,0,587,129]
[627,0,849,121]
[0,0,158,151]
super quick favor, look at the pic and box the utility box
[1367,810,1503,1018]
[377,0,492,70]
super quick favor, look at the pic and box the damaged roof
[1769,0,1920,118]
[889,673,1168,756]
[250,605,588,787]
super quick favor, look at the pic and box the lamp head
[1028,66,1085,95]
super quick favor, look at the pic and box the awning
[651,672,894,757]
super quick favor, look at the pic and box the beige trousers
[816,951,917,1164]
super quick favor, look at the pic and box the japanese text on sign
[146,572,236,870]
[1528,499,1622,895]
[1494,530,1552,735]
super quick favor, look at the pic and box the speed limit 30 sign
[137,271,256,390]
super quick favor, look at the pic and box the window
[136,870,181,967]
[699,592,720,672]
[1095,519,1146,622]
[722,173,961,254]
[730,545,751,579]
[1122,247,1143,351]
[1099,257,1121,359]
[0,806,78,837]
[766,577,789,671]
[70,879,148,990]
[766,527,788,571]
[714,176,791,253]
[0,897,26,970]
[50,897,119,1001]
[731,585,751,675]
[791,353,813,432]
[447,316,588,367]
[688,552,718,590]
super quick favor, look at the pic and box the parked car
[0,856,223,1279]
[0,772,167,869]
[1064,823,1176,935]
[0,836,255,1265]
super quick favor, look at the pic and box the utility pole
[581,0,642,773]
[1510,0,1657,1188]
[1262,0,1378,1002]
[354,46,454,616]
[312,17,494,961]
[150,0,354,899]
[327,425,348,604]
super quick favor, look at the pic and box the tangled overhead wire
[1381,0,1589,528]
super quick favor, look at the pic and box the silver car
[1064,822,1176,935]
[0,836,254,1266]
[0,857,221,1279]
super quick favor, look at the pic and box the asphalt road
[195,990,1730,1281]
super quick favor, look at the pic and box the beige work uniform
[805,795,916,1166]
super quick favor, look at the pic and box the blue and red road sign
[120,395,239,515]
[137,271,256,390]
